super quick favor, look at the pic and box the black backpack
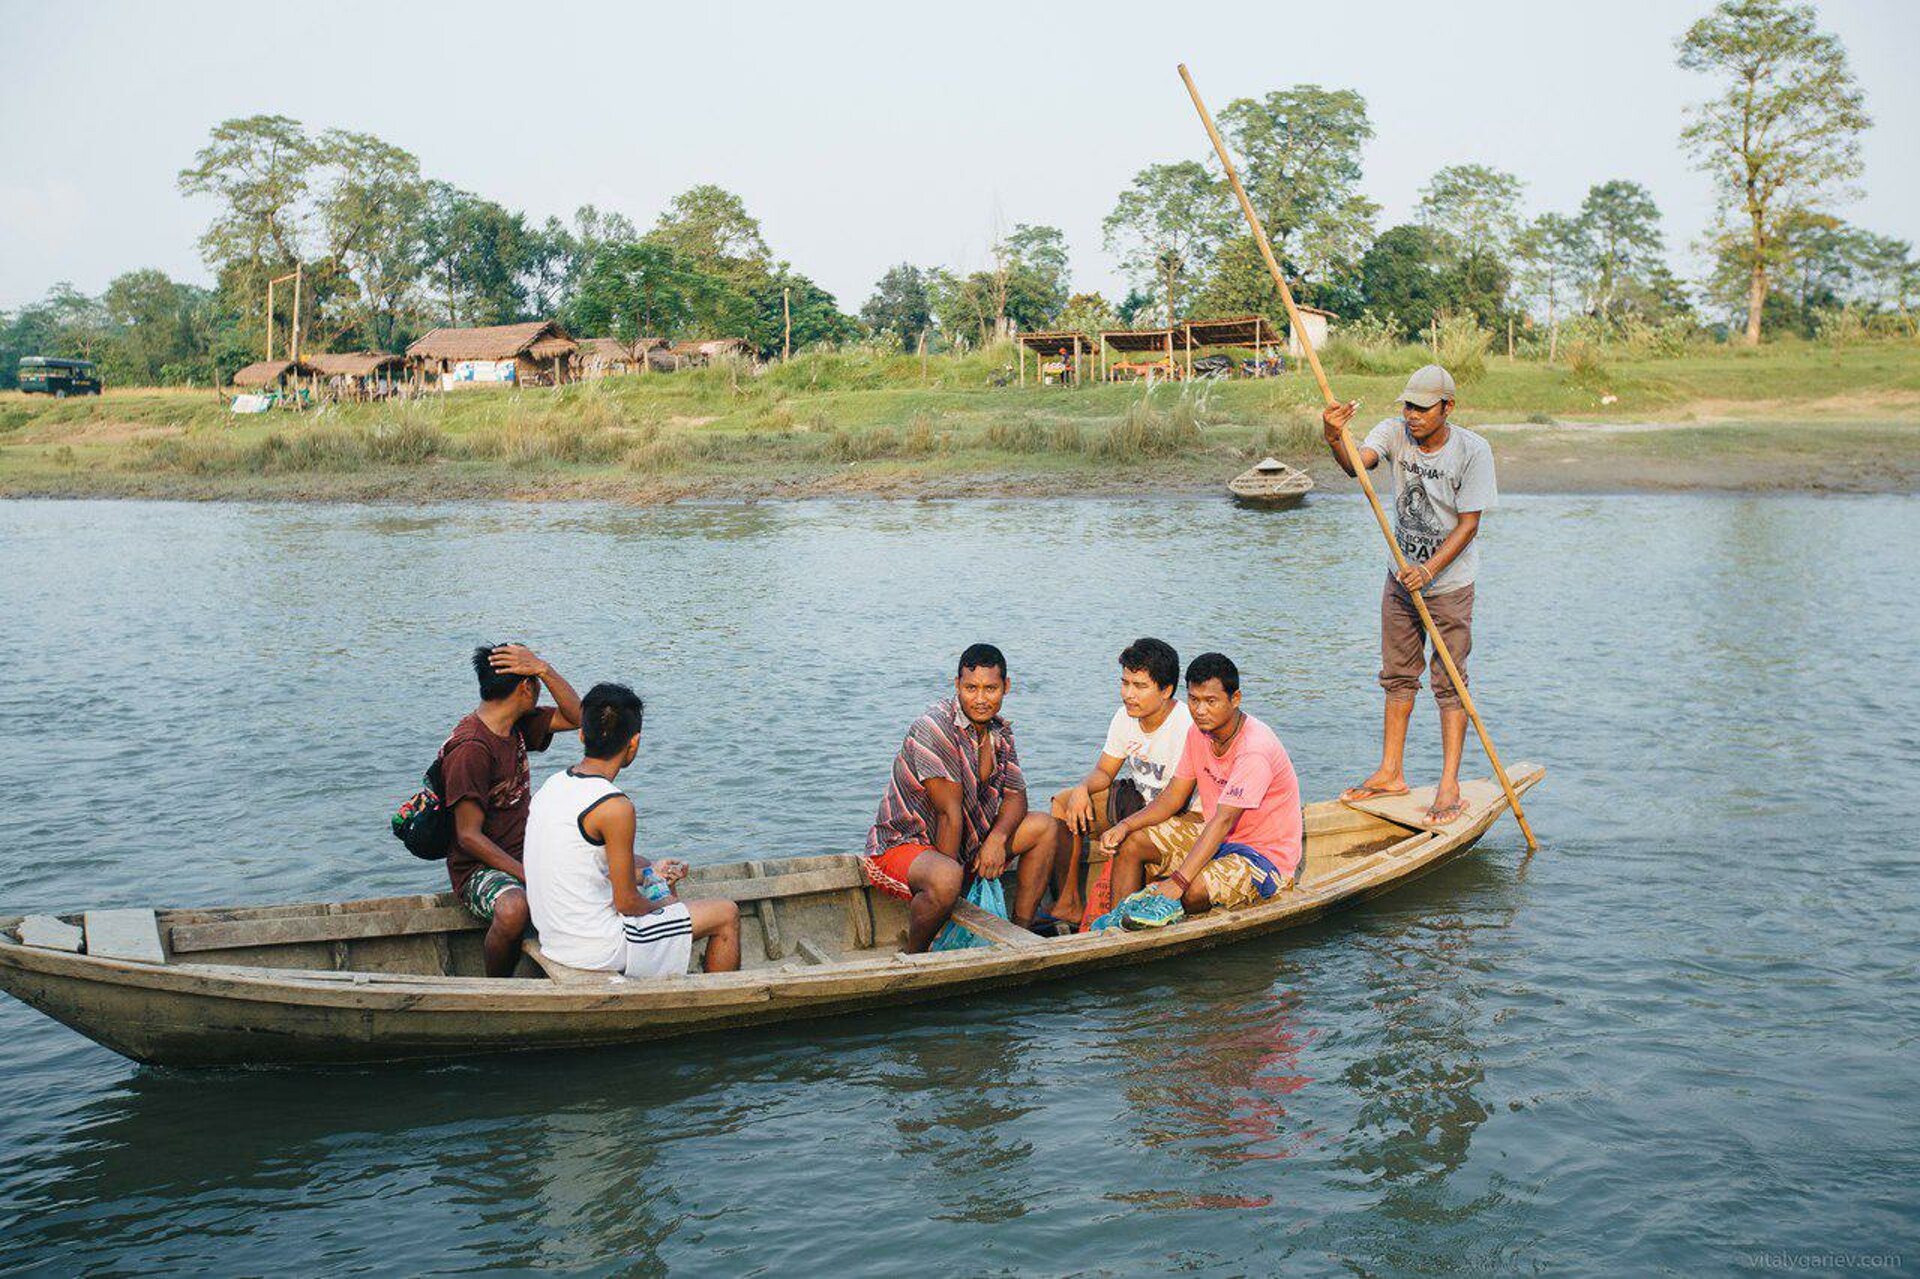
[391,756,452,860]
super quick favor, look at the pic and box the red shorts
[861,843,936,900]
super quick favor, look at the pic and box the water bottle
[640,865,672,903]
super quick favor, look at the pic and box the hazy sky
[2,0,1915,313]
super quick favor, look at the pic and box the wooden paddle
[1177,63,1540,852]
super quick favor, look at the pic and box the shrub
[1096,391,1205,460]
[1431,311,1490,382]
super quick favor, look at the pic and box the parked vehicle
[17,357,102,397]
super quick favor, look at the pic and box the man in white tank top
[524,683,741,978]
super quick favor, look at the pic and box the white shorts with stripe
[620,902,694,978]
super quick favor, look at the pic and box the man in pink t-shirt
[1100,652,1303,914]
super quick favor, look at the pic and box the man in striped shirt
[864,643,1056,951]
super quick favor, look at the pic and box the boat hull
[0,766,1542,1067]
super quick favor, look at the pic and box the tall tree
[313,129,427,350]
[999,223,1071,331]
[176,115,317,341]
[570,241,707,342]
[648,185,769,276]
[1513,214,1588,362]
[419,183,531,326]
[1418,164,1525,326]
[861,264,933,350]
[1578,180,1664,327]
[1678,0,1869,344]
[1217,86,1378,297]
[1103,161,1233,324]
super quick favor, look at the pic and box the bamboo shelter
[575,337,640,379]
[1098,326,1179,382]
[405,320,578,390]
[1016,330,1091,386]
[307,352,405,401]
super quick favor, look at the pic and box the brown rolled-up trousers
[1379,573,1474,707]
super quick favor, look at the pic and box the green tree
[1418,164,1525,326]
[1513,213,1588,362]
[648,185,769,276]
[1103,161,1233,324]
[1578,180,1664,327]
[999,223,1071,331]
[861,264,933,350]
[419,183,531,326]
[176,115,317,340]
[571,241,707,341]
[1057,291,1118,338]
[1217,85,1378,297]
[99,270,207,383]
[313,129,427,350]
[1678,0,1870,344]
[1359,224,1453,337]
[749,268,855,356]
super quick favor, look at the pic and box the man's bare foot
[1340,771,1409,803]
[1053,896,1085,926]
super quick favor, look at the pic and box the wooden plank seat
[949,899,1044,948]
[520,935,619,986]
[168,905,480,955]
[687,863,864,904]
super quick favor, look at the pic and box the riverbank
[3,340,1916,499]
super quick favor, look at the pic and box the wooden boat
[0,766,1542,1067]
[1229,456,1314,508]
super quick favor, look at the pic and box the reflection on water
[3,495,1918,1273]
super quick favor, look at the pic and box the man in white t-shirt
[1012,638,1205,926]
[1321,364,1499,825]
[524,682,741,978]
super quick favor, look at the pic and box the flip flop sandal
[1341,783,1411,802]
[1424,800,1470,824]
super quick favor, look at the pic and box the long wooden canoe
[0,766,1543,1067]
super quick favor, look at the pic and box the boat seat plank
[521,936,619,986]
[169,905,480,954]
[19,915,84,953]
[688,863,864,905]
[949,899,1044,949]
[84,909,167,964]
[793,939,834,966]
[1341,774,1514,832]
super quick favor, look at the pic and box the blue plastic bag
[930,875,1009,951]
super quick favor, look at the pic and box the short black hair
[473,644,533,701]
[1119,637,1180,692]
[1185,651,1240,696]
[580,682,645,757]
[958,643,1007,681]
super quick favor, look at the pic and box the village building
[672,337,754,367]
[405,320,578,390]
[575,337,639,379]
[229,358,314,394]
[1287,305,1336,358]
[307,351,406,400]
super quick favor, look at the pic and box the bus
[17,357,102,396]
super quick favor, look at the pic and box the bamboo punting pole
[1178,63,1538,851]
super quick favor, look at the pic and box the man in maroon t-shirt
[442,643,583,976]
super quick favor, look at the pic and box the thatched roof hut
[674,337,753,364]
[576,336,639,379]
[406,320,577,387]
[307,352,405,378]
[231,358,312,389]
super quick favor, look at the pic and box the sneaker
[1119,892,1185,930]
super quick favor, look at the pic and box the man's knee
[491,890,529,933]
[1117,830,1156,863]
[915,856,962,905]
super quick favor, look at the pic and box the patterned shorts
[459,867,523,922]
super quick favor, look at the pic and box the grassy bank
[3,339,1917,500]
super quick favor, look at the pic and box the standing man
[863,643,1056,952]
[1321,364,1497,825]
[441,643,583,977]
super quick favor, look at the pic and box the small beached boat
[1229,457,1315,509]
[0,766,1542,1067]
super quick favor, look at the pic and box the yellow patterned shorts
[1144,818,1290,911]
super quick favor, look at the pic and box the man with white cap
[1320,364,1497,825]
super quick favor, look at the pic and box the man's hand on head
[489,644,549,678]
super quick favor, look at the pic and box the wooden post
[1184,324,1193,379]
[1164,331,1173,383]
[1099,334,1107,383]
[265,278,275,362]
[1180,61,1538,851]
[1507,315,1515,361]
[783,287,792,362]
[291,263,303,363]
[1019,342,1025,387]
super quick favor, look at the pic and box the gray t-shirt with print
[1361,418,1497,595]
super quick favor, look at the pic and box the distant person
[441,643,582,977]
[864,644,1056,951]
[1322,364,1497,825]
[524,683,741,977]
[1030,637,1204,926]
[1098,653,1303,927]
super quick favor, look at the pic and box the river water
[0,495,1914,1275]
